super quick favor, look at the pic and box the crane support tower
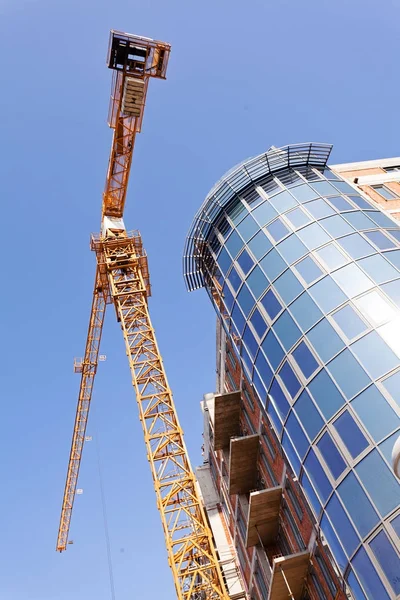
[56,30,229,600]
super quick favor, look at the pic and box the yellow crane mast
[57,30,229,600]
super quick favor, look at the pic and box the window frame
[371,184,398,200]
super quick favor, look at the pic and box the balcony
[213,391,241,450]
[245,486,282,548]
[269,551,310,600]
[228,434,259,495]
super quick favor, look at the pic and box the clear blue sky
[1,0,399,598]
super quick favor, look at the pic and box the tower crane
[57,30,229,600]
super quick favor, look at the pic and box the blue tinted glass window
[261,331,284,370]
[277,234,308,264]
[222,285,234,311]
[297,222,331,250]
[286,412,308,459]
[311,180,340,196]
[365,230,396,250]
[306,198,335,219]
[334,410,369,458]
[294,255,324,285]
[243,325,258,359]
[289,292,322,333]
[382,278,400,305]
[236,284,254,316]
[261,289,282,321]
[227,199,247,225]
[228,266,241,291]
[254,351,273,390]
[358,254,398,284]
[266,217,290,243]
[333,181,359,195]
[384,249,400,270]
[352,547,391,600]
[253,368,267,404]
[279,361,301,399]
[326,494,359,557]
[349,195,373,210]
[390,514,400,538]
[338,472,379,537]
[246,266,268,300]
[269,190,298,213]
[343,211,375,230]
[231,304,245,334]
[328,195,354,211]
[250,307,267,340]
[381,370,400,408]
[247,230,272,260]
[388,228,400,243]
[282,431,301,476]
[332,304,368,340]
[273,311,301,352]
[317,432,347,479]
[241,344,252,376]
[368,210,397,228]
[320,515,347,573]
[225,230,243,258]
[328,350,370,400]
[269,379,290,422]
[370,531,400,595]
[356,449,400,516]
[294,390,324,440]
[332,263,374,298]
[315,243,348,270]
[260,248,286,281]
[347,571,367,600]
[273,270,303,304]
[352,385,399,442]
[320,214,354,238]
[304,449,332,503]
[338,233,375,260]
[302,472,322,517]
[285,206,311,229]
[307,319,344,364]
[352,331,399,379]
[292,341,318,379]
[217,247,232,275]
[252,201,278,228]
[290,184,318,203]
[309,276,347,313]
[237,249,254,275]
[237,215,259,242]
[308,368,345,420]
[379,431,400,466]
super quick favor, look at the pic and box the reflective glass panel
[294,255,324,285]
[390,514,400,538]
[309,276,347,313]
[369,531,400,595]
[311,180,340,196]
[273,311,301,351]
[320,515,347,573]
[308,368,345,419]
[337,233,375,260]
[286,412,308,459]
[250,307,268,339]
[317,433,347,479]
[282,431,301,476]
[267,397,282,432]
[358,254,398,284]
[348,195,373,210]
[261,289,282,321]
[343,211,375,230]
[228,266,241,291]
[237,215,259,241]
[260,248,286,281]
[306,198,335,219]
[381,370,400,408]
[352,385,399,442]
[225,230,243,258]
[273,269,303,304]
[266,217,290,243]
[352,547,391,600]
[277,234,308,264]
[217,247,232,275]
[315,243,348,270]
[247,230,272,260]
[252,201,278,227]
[333,410,369,458]
[304,449,332,503]
[285,206,311,229]
[243,325,258,359]
[347,570,367,600]
[302,472,322,517]
[279,361,301,399]
[246,266,268,300]
[289,292,322,332]
[254,351,273,390]
[292,341,319,379]
[388,228,400,243]
[365,230,396,250]
[222,285,234,311]
[269,379,290,422]
[237,249,254,275]
[333,181,360,195]
[368,210,397,228]
[326,494,359,556]
[332,304,368,340]
[320,214,354,238]
[294,390,324,440]
[379,431,399,466]
[307,319,345,363]
[338,472,379,537]
[382,278,400,305]
[351,331,399,379]
[355,449,400,516]
[236,284,254,316]
[290,184,318,203]
[297,222,331,250]
[384,249,400,270]
[227,199,247,225]
[332,263,374,298]
[261,331,284,370]
[354,290,396,327]
[269,190,298,213]
[328,350,370,400]
[328,195,354,211]
[231,304,246,334]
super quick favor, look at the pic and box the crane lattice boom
[57,30,229,600]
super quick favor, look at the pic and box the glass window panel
[375,320,400,365]
[276,234,308,265]
[343,211,375,230]
[273,311,302,352]
[348,195,373,210]
[382,370,400,408]
[328,195,354,211]
[227,199,247,225]
[388,228,400,244]
[352,331,399,379]
[355,449,400,516]
[236,284,254,317]
[269,190,298,213]
[347,570,367,600]
[259,176,280,197]
[269,379,290,422]
[253,367,267,404]
[368,211,397,228]
[365,230,396,250]
[285,206,311,229]
[289,292,323,332]
[217,247,232,275]
[225,230,243,258]
[370,530,400,595]
[382,278,400,305]
[286,412,308,459]
[358,254,398,285]
[254,351,273,390]
[332,304,368,340]
[384,249,400,270]
[309,276,347,313]
[320,214,354,238]
[334,410,369,458]
[305,198,335,219]
[311,180,340,197]
[297,222,331,250]
[337,233,375,260]
[273,270,303,305]
[243,325,258,359]
[371,184,397,200]
[241,344,252,377]
[352,547,391,600]
[332,263,374,298]
[237,249,254,275]
[228,266,241,292]
[231,304,246,334]
[290,184,318,203]
[320,515,348,573]
[279,361,301,399]
[333,181,359,195]
[317,433,347,479]
[354,290,396,327]
[247,230,272,260]
[379,431,399,466]
[252,201,278,228]
[261,288,282,321]
[315,243,348,270]
[260,248,286,281]
[328,349,370,400]
[320,168,339,180]
[352,385,399,442]
[294,255,324,285]
[250,307,268,340]
[261,331,284,370]
[338,472,379,537]
[237,215,259,242]
[222,285,235,312]
[266,217,290,243]
[216,214,232,239]
[391,514,400,538]
[326,494,359,556]
[308,368,345,419]
[294,389,324,440]
[246,266,268,300]
[282,431,301,476]
[292,341,319,379]
[304,449,332,503]
[241,186,263,209]
[301,472,322,517]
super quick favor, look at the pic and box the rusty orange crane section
[57,30,229,600]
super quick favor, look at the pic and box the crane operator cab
[107,30,170,80]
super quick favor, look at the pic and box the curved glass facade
[184,144,400,600]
